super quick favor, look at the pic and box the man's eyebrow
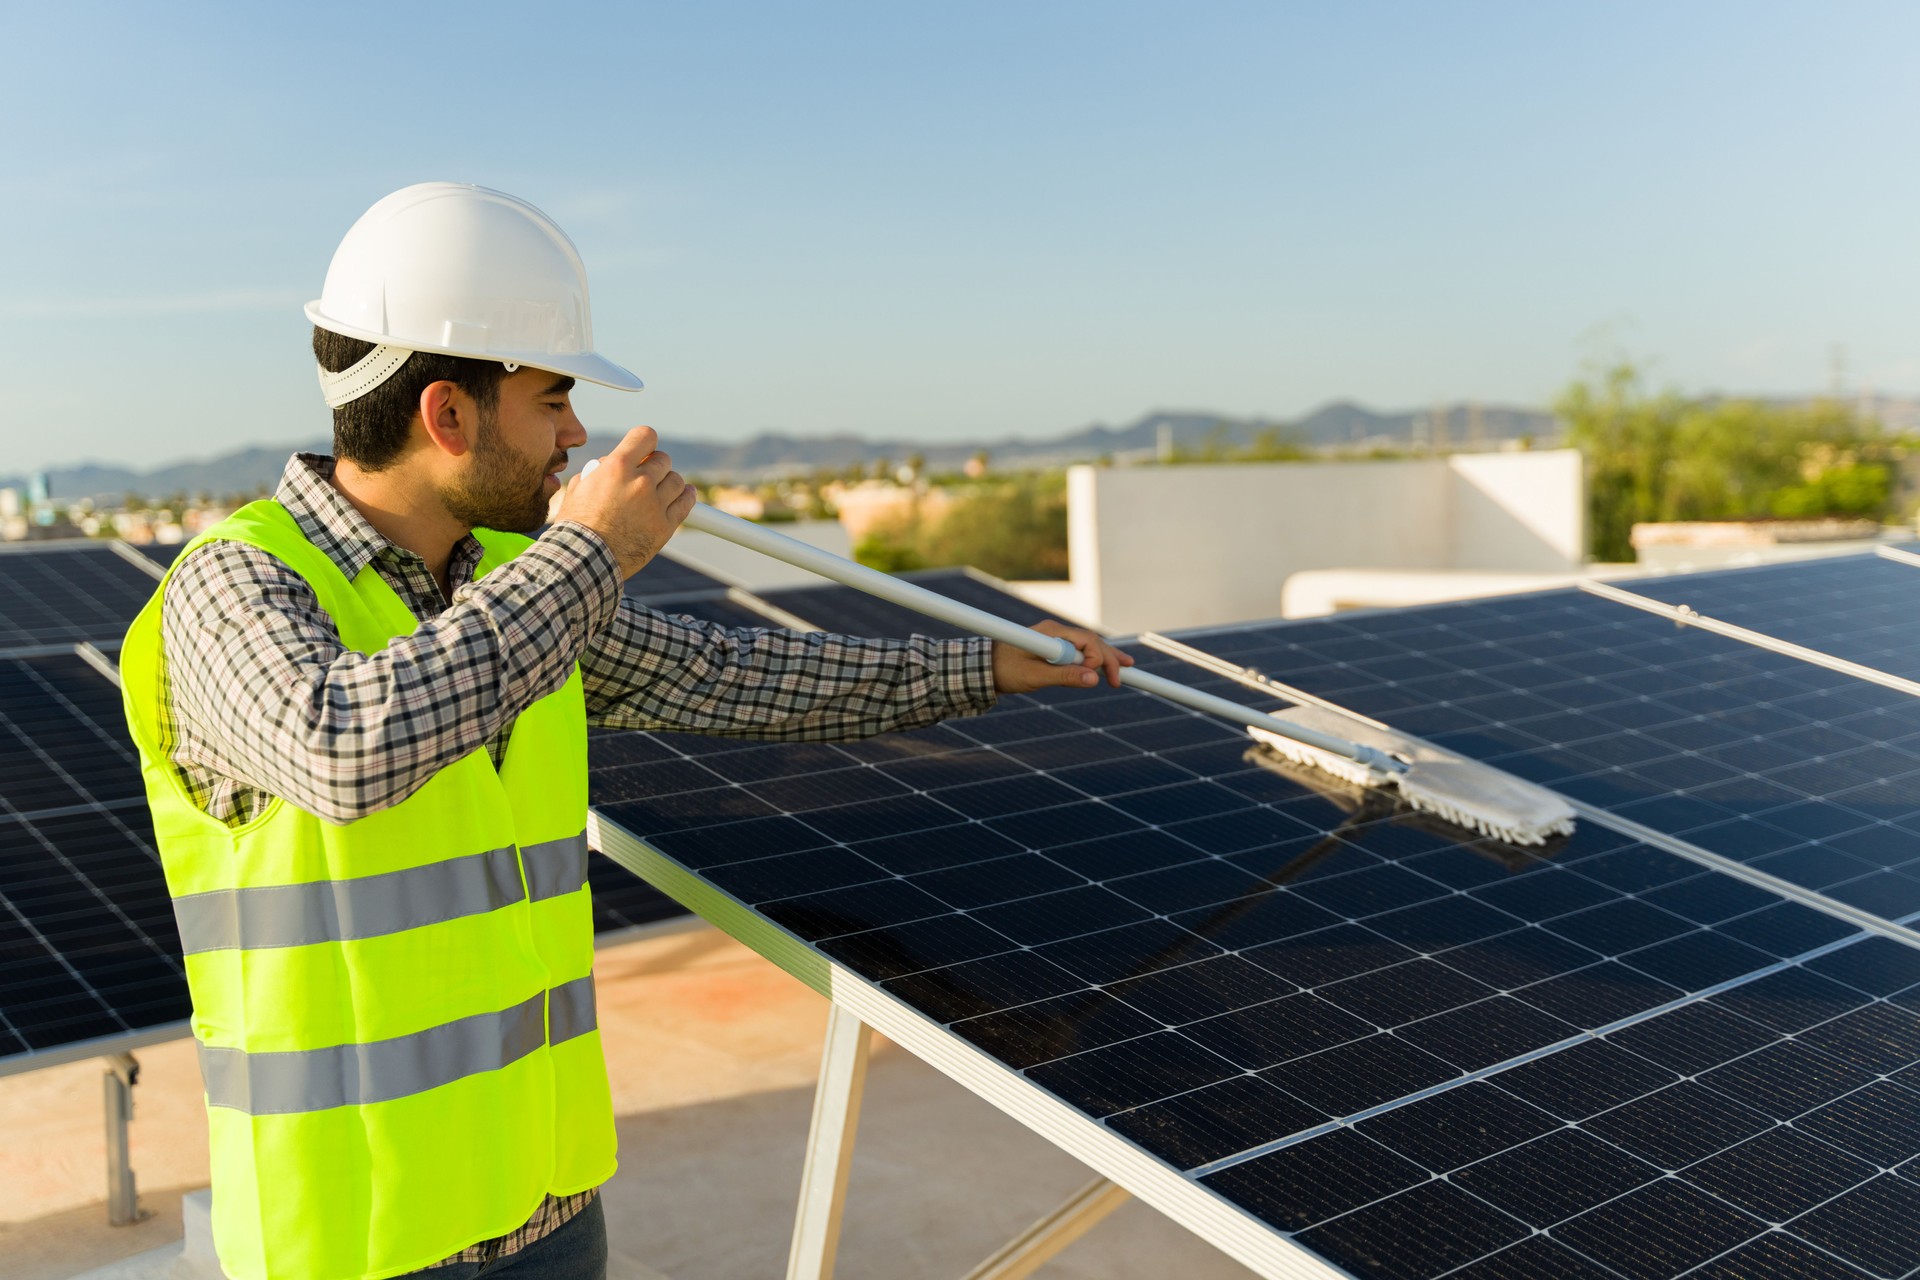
[541,375,576,396]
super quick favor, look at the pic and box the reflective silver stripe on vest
[522,831,590,902]
[198,990,552,1115]
[172,846,525,955]
[548,973,598,1046]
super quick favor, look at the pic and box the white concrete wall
[1447,450,1585,571]
[1066,450,1584,634]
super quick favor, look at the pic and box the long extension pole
[677,503,1406,776]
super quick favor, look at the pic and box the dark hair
[313,327,509,470]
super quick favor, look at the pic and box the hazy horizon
[7,2,1919,474]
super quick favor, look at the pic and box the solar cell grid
[0,546,160,648]
[0,804,188,1059]
[1161,589,1920,933]
[0,654,190,1067]
[756,567,1067,639]
[1615,554,1920,684]
[1204,926,1920,1279]
[586,665,1920,1272]
[0,655,144,816]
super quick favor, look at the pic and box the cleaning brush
[1246,705,1575,847]
[607,481,1574,846]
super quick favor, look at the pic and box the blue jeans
[412,1196,608,1280]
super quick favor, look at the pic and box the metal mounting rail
[1576,577,1920,700]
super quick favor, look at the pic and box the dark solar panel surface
[619,552,790,630]
[758,568,1065,639]
[1207,930,1920,1280]
[588,651,1917,1276]
[620,552,734,603]
[1165,590,1920,931]
[0,655,187,1061]
[133,543,181,569]
[1616,554,1920,682]
[0,546,159,648]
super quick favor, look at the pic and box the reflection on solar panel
[0,545,161,648]
[1160,589,1920,934]
[1605,554,1920,682]
[0,655,187,1068]
[759,567,1066,638]
[588,648,1915,1277]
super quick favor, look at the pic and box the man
[118,183,1130,1280]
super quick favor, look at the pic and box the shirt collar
[273,452,484,584]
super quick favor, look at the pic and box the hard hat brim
[305,303,644,393]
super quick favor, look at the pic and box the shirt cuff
[531,521,624,631]
[937,636,999,716]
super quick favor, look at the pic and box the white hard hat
[306,182,642,406]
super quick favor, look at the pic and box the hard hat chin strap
[317,345,525,408]
[317,344,415,408]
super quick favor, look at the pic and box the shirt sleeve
[159,522,623,824]
[580,597,998,739]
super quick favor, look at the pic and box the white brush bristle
[1248,729,1388,789]
[1248,717,1576,848]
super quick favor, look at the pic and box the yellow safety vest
[120,500,617,1280]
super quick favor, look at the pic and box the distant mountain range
[12,393,1917,502]
[0,401,1561,502]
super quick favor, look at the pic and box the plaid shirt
[157,452,996,1266]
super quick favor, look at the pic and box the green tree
[1558,360,1893,561]
[919,474,1069,579]
[849,474,1070,580]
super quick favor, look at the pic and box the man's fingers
[1052,658,1098,688]
[666,482,698,523]
[611,426,660,461]
[636,449,673,482]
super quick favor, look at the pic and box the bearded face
[438,408,565,534]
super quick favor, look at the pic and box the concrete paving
[1,925,1256,1280]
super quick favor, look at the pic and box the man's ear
[417,381,475,458]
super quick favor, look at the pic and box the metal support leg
[786,1003,873,1280]
[104,1052,148,1226]
[961,1177,1132,1280]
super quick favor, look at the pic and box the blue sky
[5,1,1919,472]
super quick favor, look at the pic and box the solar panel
[1602,554,1920,683]
[616,550,801,630]
[1206,930,1920,1280]
[0,654,188,1070]
[0,545,162,648]
[756,567,1068,639]
[1156,589,1920,936]
[132,543,182,569]
[585,652,1912,1277]
[620,550,737,604]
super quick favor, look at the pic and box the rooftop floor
[1,925,1255,1280]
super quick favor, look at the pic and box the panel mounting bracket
[105,1051,150,1226]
